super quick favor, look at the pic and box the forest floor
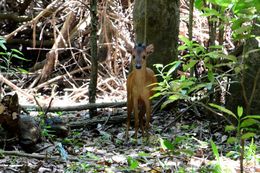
[1,101,259,173]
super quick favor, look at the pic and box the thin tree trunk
[89,0,98,117]
[188,0,194,77]
[207,3,217,48]
[188,0,194,41]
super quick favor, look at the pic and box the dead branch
[20,101,126,112]
[4,0,62,41]
[0,74,34,101]
[69,114,127,129]
[0,150,82,162]
[39,11,77,83]
[0,13,31,22]
[32,66,91,91]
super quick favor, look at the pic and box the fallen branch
[20,101,126,112]
[0,150,84,162]
[0,74,34,101]
[69,114,127,129]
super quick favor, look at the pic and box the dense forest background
[0,0,259,172]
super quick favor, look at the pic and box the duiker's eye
[142,55,146,59]
[132,56,135,59]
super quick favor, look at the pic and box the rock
[18,114,41,152]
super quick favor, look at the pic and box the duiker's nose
[135,64,142,69]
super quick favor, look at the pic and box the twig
[44,97,54,116]
[32,66,91,91]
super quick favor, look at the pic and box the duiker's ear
[146,44,154,55]
[126,43,134,53]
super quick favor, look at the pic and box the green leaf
[179,35,192,47]
[11,48,23,55]
[161,95,182,109]
[208,45,223,50]
[127,156,139,169]
[167,61,182,76]
[214,62,235,68]
[221,54,238,62]
[188,83,208,94]
[226,150,240,158]
[241,119,258,128]
[0,43,7,51]
[234,25,251,35]
[150,92,161,99]
[201,8,220,17]
[179,80,195,89]
[178,45,188,51]
[232,18,246,30]
[225,125,236,132]
[237,106,243,118]
[254,0,260,11]
[241,132,255,140]
[174,136,188,144]
[244,115,260,119]
[210,139,219,160]
[11,54,30,61]
[209,103,237,120]
[0,37,7,50]
[17,68,29,74]
[0,52,7,56]
[233,0,255,14]
[214,0,232,7]
[183,60,198,71]
[195,0,203,10]
[138,152,150,157]
[227,137,238,144]
[154,63,163,69]
[160,138,174,151]
[207,70,214,82]
[168,94,181,101]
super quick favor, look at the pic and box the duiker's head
[132,44,154,70]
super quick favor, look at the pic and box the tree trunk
[188,0,194,41]
[133,0,180,70]
[89,0,98,117]
[227,20,260,114]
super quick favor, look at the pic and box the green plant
[210,104,260,172]
[127,156,139,170]
[160,136,195,157]
[195,0,259,41]
[244,138,257,161]
[0,37,29,75]
[210,139,222,173]
[209,139,239,173]
[153,36,236,109]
